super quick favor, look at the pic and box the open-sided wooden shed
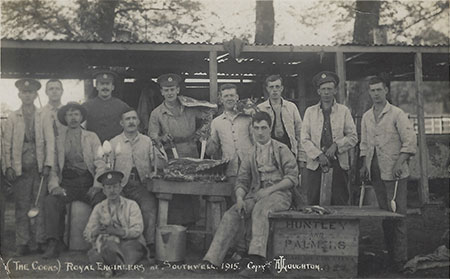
[1,38,449,204]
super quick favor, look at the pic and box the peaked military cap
[93,69,118,82]
[312,71,339,88]
[157,73,182,87]
[15,78,41,92]
[97,170,124,185]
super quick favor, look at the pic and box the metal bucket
[156,225,186,263]
[363,185,379,207]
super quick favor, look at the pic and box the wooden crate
[269,215,359,278]
[268,207,405,278]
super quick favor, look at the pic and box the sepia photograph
[0,0,449,278]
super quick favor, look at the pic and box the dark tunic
[82,96,130,143]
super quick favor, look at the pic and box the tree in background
[1,0,221,42]
[255,0,274,44]
[353,0,382,44]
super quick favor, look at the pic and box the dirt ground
[0,200,448,279]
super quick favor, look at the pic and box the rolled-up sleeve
[123,201,144,239]
[3,114,13,171]
[396,112,417,155]
[148,109,161,141]
[92,134,106,188]
[206,119,220,156]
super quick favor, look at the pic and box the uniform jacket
[48,127,105,192]
[257,98,306,162]
[234,139,298,199]
[3,107,54,176]
[301,101,358,171]
[360,102,417,180]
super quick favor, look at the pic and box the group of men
[2,68,416,277]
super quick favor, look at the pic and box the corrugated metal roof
[2,36,449,47]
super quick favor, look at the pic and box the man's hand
[101,225,125,237]
[87,187,101,200]
[160,134,173,144]
[235,197,246,218]
[51,186,66,196]
[392,161,403,179]
[5,168,16,182]
[255,187,272,202]
[317,154,330,168]
[325,143,338,160]
[359,165,369,181]
[91,227,102,239]
[41,166,51,178]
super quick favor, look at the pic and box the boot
[42,239,59,259]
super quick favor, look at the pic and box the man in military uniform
[301,71,358,205]
[3,78,54,255]
[148,73,205,226]
[43,102,106,259]
[82,70,131,143]
[84,170,147,278]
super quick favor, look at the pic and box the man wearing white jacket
[3,78,54,256]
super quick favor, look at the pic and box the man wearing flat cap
[3,78,54,256]
[148,73,205,226]
[84,170,147,278]
[82,69,131,143]
[301,71,357,205]
[43,102,106,259]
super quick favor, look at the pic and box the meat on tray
[163,158,229,182]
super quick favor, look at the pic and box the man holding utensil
[42,102,106,259]
[148,73,211,226]
[301,71,358,205]
[360,76,417,272]
[3,78,54,256]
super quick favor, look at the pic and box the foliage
[286,0,449,45]
[1,0,223,42]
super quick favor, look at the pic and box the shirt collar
[161,98,185,115]
[120,132,140,143]
[319,99,336,112]
[267,98,285,108]
[106,196,125,208]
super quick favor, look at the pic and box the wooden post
[84,79,95,100]
[414,52,430,204]
[209,50,218,103]
[335,51,347,106]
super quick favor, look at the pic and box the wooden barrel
[68,201,92,250]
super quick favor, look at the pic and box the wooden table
[268,206,404,278]
[148,179,233,238]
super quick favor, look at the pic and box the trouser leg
[33,172,47,244]
[371,154,408,263]
[204,199,256,266]
[14,169,36,246]
[123,181,157,245]
[248,191,291,258]
[305,168,321,205]
[331,161,349,205]
[119,240,146,264]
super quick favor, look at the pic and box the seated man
[202,111,298,277]
[109,108,160,255]
[84,170,147,278]
[43,102,106,259]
